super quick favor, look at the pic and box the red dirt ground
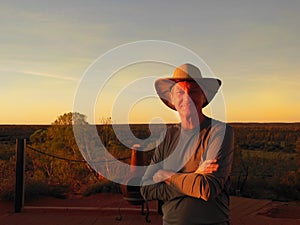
[1,193,300,219]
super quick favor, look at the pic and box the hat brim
[155,77,221,110]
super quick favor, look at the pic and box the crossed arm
[140,125,234,202]
[152,159,219,184]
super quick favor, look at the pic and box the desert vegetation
[230,123,300,200]
[0,113,299,201]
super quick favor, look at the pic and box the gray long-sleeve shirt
[140,118,234,225]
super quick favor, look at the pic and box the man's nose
[182,91,192,102]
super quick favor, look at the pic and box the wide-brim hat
[155,63,221,110]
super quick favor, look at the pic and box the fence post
[15,138,25,213]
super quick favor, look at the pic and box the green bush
[275,170,300,200]
[48,185,69,199]
[0,158,15,201]
[25,178,50,200]
[0,187,15,201]
[82,179,120,196]
[25,175,71,199]
[241,177,277,199]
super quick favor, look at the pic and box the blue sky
[1,0,299,124]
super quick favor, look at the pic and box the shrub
[0,158,15,201]
[276,169,300,200]
[82,179,120,196]
[25,178,50,200]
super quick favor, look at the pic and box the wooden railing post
[15,138,25,213]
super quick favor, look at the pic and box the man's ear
[169,91,173,104]
[201,94,206,102]
[169,92,174,105]
[201,94,208,107]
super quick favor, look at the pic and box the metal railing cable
[26,145,131,163]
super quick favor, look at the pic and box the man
[140,63,234,225]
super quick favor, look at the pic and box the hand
[194,159,219,174]
[153,169,175,184]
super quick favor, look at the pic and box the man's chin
[179,110,199,118]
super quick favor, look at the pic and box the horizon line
[1,121,300,126]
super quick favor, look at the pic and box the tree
[28,112,98,192]
[98,117,114,148]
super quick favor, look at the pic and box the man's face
[170,81,206,118]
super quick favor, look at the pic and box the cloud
[0,68,78,81]
[21,70,78,81]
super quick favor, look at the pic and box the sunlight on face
[170,81,206,118]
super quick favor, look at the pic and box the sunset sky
[1,0,299,124]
